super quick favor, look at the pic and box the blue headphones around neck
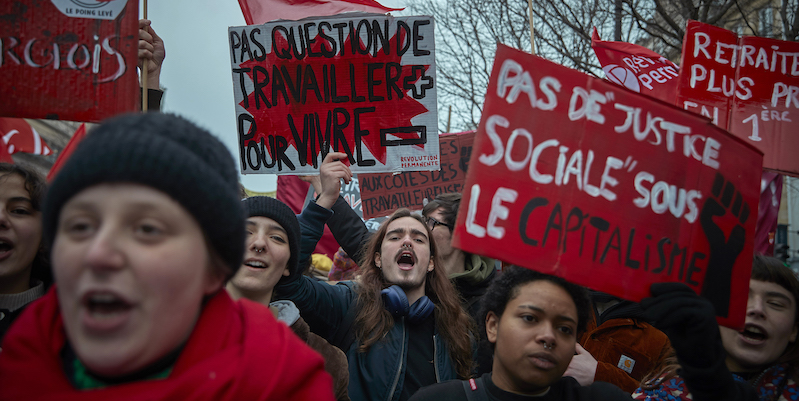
[381,285,434,324]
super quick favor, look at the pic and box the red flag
[591,27,679,104]
[238,0,402,25]
[47,123,86,182]
[0,118,52,156]
[0,141,13,164]
[277,175,341,260]
[755,172,783,255]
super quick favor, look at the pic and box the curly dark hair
[478,266,592,350]
[0,163,52,288]
[422,192,461,228]
[0,163,46,211]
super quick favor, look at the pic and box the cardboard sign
[452,44,763,328]
[0,0,139,122]
[229,14,439,175]
[678,20,799,176]
[358,130,474,219]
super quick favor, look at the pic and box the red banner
[0,141,12,164]
[358,131,475,219]
[0,0,139,122]
[453,45,762,329]
[47,122,86,181]
[0,118,52,155]
[755,171,783,255]
[276,175,341,259]
[591,28,679,105]
[678,20,799,176]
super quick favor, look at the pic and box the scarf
[0,288,335,401]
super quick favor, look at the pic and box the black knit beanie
[241,196,301,277]
[42,113,246,278]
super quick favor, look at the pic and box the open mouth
[740,324,768,342]
[245,260,267,269]
[85,293,132,319]
[396,251,416,269]
[0,240,12,253]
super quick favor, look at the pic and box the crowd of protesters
[0,20,797,401]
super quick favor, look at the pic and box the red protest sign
[0,0,138,122]
[358,130,474,219]
[229,14,439,175]
[453,44,762,329]
[0,141,12,164]
[678,20,799,176]
[591,27,679,104]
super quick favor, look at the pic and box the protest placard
[229,14,439,175]
[358,130,474,219]
[452,44,763,328]
[0,0,138,122]
[678,20,799,176]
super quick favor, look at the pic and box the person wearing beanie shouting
[227,196,350,401]
[0,113,334,401]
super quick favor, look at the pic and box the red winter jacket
[0,288,335,401]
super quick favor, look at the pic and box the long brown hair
[641,254,799,389]
[354,208,475,378]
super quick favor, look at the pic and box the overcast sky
[146,0,408,193]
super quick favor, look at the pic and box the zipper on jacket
[433,334,440,382]
[386,318,407,401]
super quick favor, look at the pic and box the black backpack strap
[461,376,490,401]
[328,281,359,351]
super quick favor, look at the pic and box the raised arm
[138,19,165,89]
[301,153,369,264]
[138,19,165,111]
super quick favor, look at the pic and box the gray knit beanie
[42,113,246,278]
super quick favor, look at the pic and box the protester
[422,193,496,319]
[0,113,334,400]
[634,255,796,401]
[410,266,633,400]
[276,152,474,401]
[0,163,51,343]
[422,193,497,374]
[321,190,496,322]
[226,196,350,401]
[302,166,494,370]
[563,292,671,392]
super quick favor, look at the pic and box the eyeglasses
[425,216,453,231]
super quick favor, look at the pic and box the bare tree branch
[410,0,796,132]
